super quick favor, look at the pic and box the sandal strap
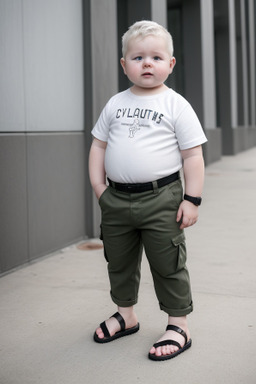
[100,321,110,338]
[153,339,181,350]
[111,312,126,332]
[166,325,188,344]
[99,312,126,338]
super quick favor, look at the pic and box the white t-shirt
[91,88,207,183]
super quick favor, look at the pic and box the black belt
[107,172,179,193]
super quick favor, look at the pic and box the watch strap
[184,194,202,206]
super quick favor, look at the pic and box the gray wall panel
[0,136,28,272]
[23,0,84,132]
[0,1,89,273]
[0,1,26,132]
[27,133,86,259]
[0,0,84,133]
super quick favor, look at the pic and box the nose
[143,57,152,67]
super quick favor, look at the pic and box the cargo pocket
[172,232,187,271]
[98,186,109,207]
[167,180,183,210]
[100,225,109,262]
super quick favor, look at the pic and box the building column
[200,0,222,163]
[215,0,237,154]
[248,0,256,127]
[183,0,221,163]
[240,0,249,127]
[151,0,167,27]
[215,0,256,154]
[90,0,118,236]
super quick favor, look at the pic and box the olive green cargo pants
[99,179,193,317]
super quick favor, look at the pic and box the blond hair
[122,20,174,58]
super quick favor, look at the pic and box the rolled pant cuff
[111,292,138,308]
[160,301,193,317]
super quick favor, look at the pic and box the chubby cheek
[156,66,172,80]
[125,64,140,79]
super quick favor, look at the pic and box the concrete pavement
[1,147,256,384]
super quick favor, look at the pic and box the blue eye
[134,56,142,61]
[154,56,161,61]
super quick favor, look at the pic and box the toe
[95,327,104,339]
[170,345,178,354]
[155,347,163,357]
[161,346,167,356]
[165,344,171,355]
[149,346,156,355]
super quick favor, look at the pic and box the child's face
[121,35,175,94]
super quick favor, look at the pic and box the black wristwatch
[184,194,202,206]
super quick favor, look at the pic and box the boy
[89,20,207,361]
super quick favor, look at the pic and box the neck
[130,83,169,96]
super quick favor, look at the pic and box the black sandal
[94,312,140,343]
[148,325,192,361]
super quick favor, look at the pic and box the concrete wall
[0,134,86,272]
[214,0,256,154]
[0,0,84,133]
[0,0,87,273]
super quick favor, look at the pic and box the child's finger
[176,207,182,222]
[180,216,189,229]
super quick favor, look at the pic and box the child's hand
[95,184,108,200]
[176,200,199,229]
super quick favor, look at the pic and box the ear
[169,57,176,74]
[120,58,127,75]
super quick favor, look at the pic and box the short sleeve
[91,101,111,142]
[174,104,207,150]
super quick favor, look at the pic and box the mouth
[142,72,153,77]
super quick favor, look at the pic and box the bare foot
[149,316,191,358]
[95,306,138,340]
